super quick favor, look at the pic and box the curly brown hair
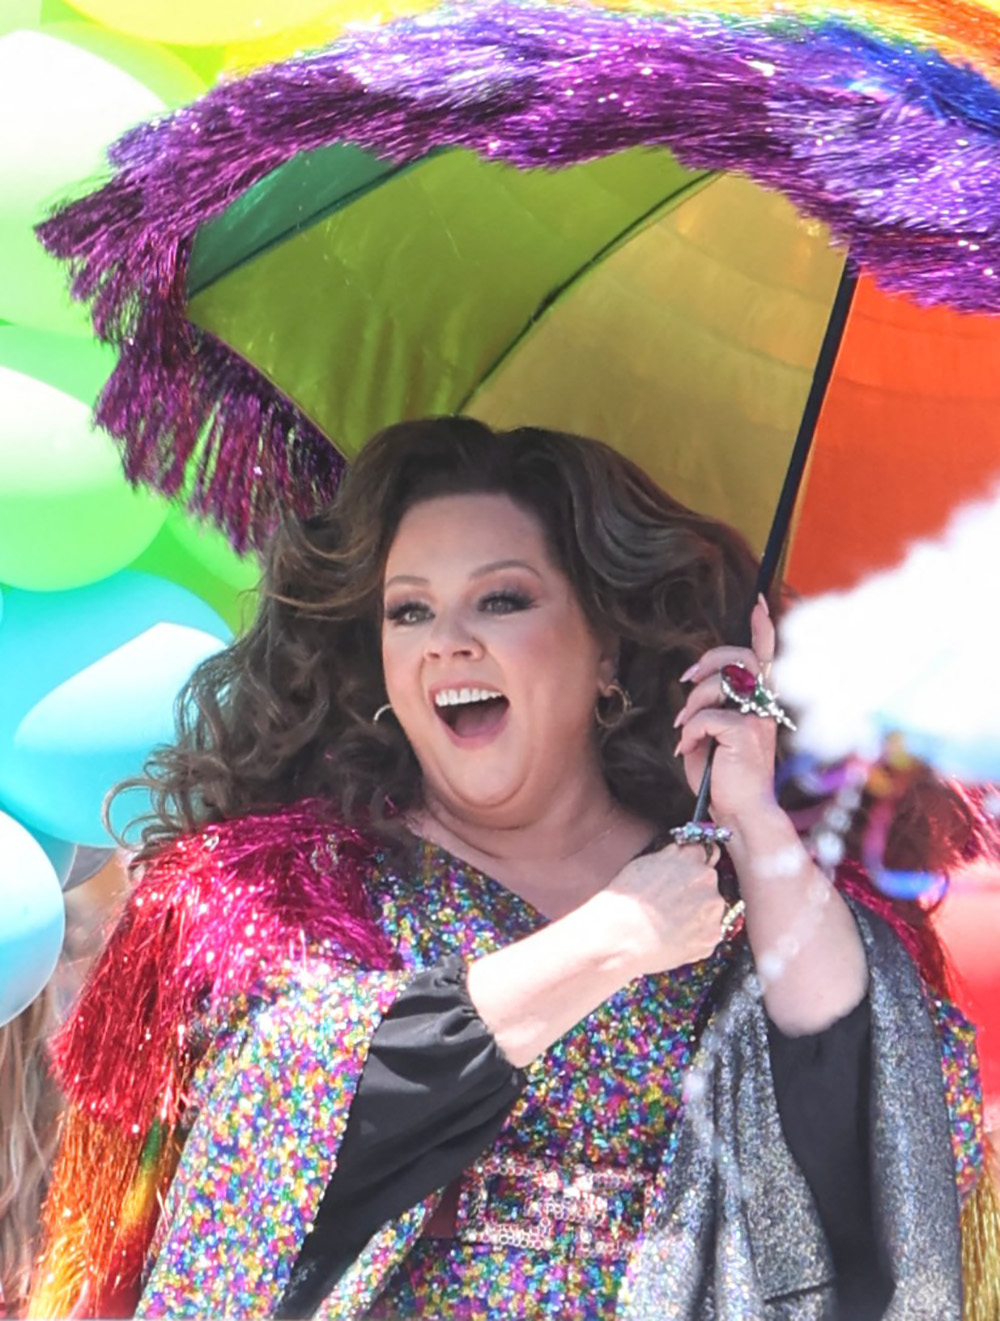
[118,417,763,855]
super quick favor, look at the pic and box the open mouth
[434,688,510,740]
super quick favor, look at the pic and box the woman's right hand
[468,843,725,1068]
[591,843,725,977]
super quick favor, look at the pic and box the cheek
[380,630,419,699]
[513,616,602,707]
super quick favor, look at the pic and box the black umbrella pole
[755,260,860,601]
[688,259,860,831]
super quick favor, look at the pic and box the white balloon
[0,809,65,1028]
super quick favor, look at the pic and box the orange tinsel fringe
[27,1106,180,1319]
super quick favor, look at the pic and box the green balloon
[37,0,220,94]
[1,0,42,35]
[0,324,116,403]
[0,366,166,589]
[42,21,204,105]
[161,40,225,87]
[0,29,199,335]
[165,505,262,591]
[132,521,258,634]
[38,0,78,19]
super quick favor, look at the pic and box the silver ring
[671,819,732,863]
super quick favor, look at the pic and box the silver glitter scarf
[624,902,963,1320]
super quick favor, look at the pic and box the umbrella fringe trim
[34,1,1000,547]
[95,318,344,554]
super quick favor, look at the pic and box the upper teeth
[434,688,503,707]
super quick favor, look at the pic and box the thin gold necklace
[415,804,624,867]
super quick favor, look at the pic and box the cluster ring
[719,664,796,731]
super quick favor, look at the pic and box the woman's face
[381,493,615,824]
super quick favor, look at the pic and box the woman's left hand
[675,598,869,1035]
[673,596,781,830]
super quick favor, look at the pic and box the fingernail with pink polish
[680,664,698,683]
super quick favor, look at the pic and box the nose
[423,606,484,660]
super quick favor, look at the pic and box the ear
[596,644,618,694]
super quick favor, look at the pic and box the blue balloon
[0,570,231,846]
[24,823,77,886]
[0,810,65,1029]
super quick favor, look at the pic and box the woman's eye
[479,590,534,615]
[385,601,431,626]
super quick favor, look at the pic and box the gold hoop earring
[595,680,632,730]
[372,702,395,724]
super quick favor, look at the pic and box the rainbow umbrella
[37,0,1000,598]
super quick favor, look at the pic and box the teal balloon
[0,809,65,1028]
[0,570,231,845]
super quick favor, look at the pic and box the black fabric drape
[277,958,523,1318]
[769,997,892,1319]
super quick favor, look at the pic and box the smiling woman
[382,493,619,833]
[29,420,998,1321]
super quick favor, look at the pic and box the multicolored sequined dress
[366,842,730,1319]
[27,804,1000,1320]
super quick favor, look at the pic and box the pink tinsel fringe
[52,803,394,1131]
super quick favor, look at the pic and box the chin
[433,771,526,817]
[454,785,522,814]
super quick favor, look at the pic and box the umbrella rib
[188,152,425,297]
[454,171,716,414]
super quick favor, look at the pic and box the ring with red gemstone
[719,663,797,731]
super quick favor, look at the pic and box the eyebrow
[384,559,543,589]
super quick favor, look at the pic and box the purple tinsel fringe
[101,316,343,553]
[37,1,1000,549]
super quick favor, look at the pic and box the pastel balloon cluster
[0,0,438,1031]
[0,0,299,1025]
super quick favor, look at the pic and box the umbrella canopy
[38,0,1000,595]
[187,148,1000,595]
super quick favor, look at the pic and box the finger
[751,595,776,670]
[673,672,726,727]
[680,646,760,685]
[674,706,775,759]
[656,841,718,872]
